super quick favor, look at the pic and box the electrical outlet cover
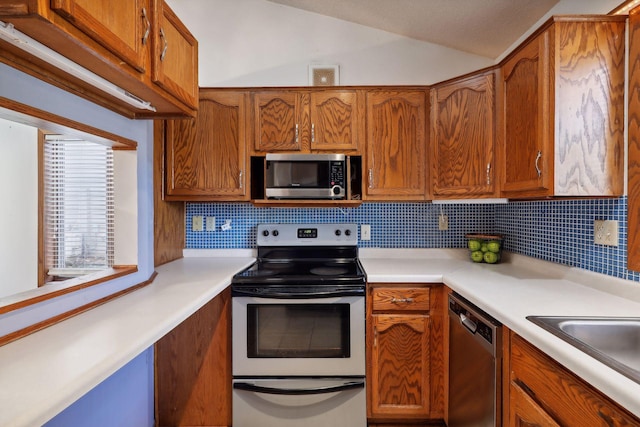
[594,220,618,246]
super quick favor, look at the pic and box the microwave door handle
[233,380,365,396]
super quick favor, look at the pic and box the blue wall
[186,196,640,282]
[44,348,155,427]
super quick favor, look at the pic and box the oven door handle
[233,380,365,395]
[232,288,365,298]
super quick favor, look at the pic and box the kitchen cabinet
[430,68,500,199]
[165,89,248,201]
[367,284,445,423]
[251,89,362,153]
[628,6,640,272]
[0,0,197,118]
[501,16,625,198]
[364,90,428,201]
[156,289,232,427]
[508,333,640,427]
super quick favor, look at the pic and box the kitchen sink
[527,316,640,385]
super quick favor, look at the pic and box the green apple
[483,251,499,264]
[468,239,482,251]
[481,243,489,252]
[471,250,484,263]
[487,240,501,253]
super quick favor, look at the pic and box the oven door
[232,294,365,376]
[232,378,366,427]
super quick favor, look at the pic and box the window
[42,134,114,280]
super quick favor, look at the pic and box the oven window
[247,304,350,358]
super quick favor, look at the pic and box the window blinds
[43,136,114,277]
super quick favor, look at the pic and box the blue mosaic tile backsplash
[185,197,640,282]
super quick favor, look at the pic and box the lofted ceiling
[266,0,562,59]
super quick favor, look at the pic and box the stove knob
[345,229,352,236]
[262,230,269,237]
[335,229,341,236]
[273,230,279,237]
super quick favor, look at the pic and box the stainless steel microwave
[265,153,346,199]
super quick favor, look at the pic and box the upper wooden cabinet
[0,0,198,118]
[501,16,625,198]
[165,90,248,201]
[364,90,428,201]
[151,0,198,109]
[431,69,499,199]
[252,89,362,154]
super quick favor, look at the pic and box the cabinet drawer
[371,287,430,312]
[510,334,640,426]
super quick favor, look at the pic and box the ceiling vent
[309,65,339,86]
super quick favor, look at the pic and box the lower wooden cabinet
[508,333,640,427]
[155,289,231,427]
[367,283,445,424]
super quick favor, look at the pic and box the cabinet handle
[373,328,377,348]
[141,8,151,45]
[486,163,491,185]
[295,124,299,143]
[239,170,243,189]
[391,297,414,304]
[368,169,373,189]
[535,150,542,178]
[159,28,168,61]
[311,123,315,143]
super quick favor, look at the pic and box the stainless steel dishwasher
[448,293,502,427]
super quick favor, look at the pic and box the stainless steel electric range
[231,223,366,427]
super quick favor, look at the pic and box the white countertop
[361,248,640,418]
[0,256,255,427]
[2,248,640,425]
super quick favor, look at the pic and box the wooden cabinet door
[365,90,427,200]
[369,314,430,419]
[501,30,552,197]
[629,7,640,272]
[310,90,361,152]
[253,91,302,152]
[152,0,198,109]
[431,70,497,198]
[50,0,150,73]
[165,90,248,200]
[509,381,560,427]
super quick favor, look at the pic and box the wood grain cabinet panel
[152,0,198,109]
[431,69,498,199]
[156,289,232,427]
[627,6,640,272]
[310,90,362,151]
[501,17,625,198]
[253,91,302,152]
[364,90,428,201]
[165,90,248,201]
[50,0,149,73]
[252,89,362,154]
[367,284,445,424]
[508,333,640,427]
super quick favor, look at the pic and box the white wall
[166,0,494,87]
[0,118,38,298]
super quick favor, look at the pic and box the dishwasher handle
[459,313,478,333]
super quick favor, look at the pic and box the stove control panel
[257,223,358,246]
